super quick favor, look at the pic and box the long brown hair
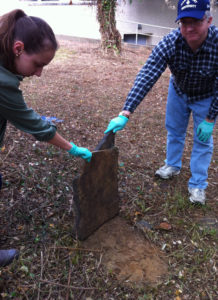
[0,9,58,72]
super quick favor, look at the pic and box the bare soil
[83,217,168,286]
[0,38,217,299]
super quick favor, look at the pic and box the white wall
[1,1,217,46]
[0,1,100,40]
[116,0,218,45]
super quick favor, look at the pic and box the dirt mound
[83,216,168,287]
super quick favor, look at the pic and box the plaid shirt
[123,25,218,120]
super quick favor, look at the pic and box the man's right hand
[104,115,129,133]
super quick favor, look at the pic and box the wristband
[119,111,130,119]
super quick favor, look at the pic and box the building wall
[116,0,218,45]
[0,1,100,40]
[1,1,217,46]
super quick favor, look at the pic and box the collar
[0,60,23,82]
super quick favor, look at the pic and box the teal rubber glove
[104,115,128,134]
[68,142,92,162]
[197,120,214,142]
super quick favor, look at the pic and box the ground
[0,38,217,299]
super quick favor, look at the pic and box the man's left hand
[197,120,214,142]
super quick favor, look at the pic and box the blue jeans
[165,78,214,189]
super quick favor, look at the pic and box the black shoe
[0,249,19,267]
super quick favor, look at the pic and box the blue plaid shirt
[123,25,218,120]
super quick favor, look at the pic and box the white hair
[204,10,212,20]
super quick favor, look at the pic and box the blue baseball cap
[176,0,210,21]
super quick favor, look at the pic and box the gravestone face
[72,132,119,240]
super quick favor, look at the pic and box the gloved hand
[197,120,214,142]
[68,142,92,162]
[104,115,129,134]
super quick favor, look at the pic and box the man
[105,0,217,205]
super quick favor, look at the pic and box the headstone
[72,132,119,240]
[94,131,115,151]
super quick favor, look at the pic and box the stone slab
[95,131,115,151]
[72,146,119,240]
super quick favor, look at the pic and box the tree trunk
[97,0,121,54]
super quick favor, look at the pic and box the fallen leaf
[155,222,172,231]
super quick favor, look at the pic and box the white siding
[116,0,218,45]
[1,1,217,46]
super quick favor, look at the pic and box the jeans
[165,78,214,189]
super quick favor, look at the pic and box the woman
[0,9,92,267]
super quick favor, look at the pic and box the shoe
[188,188,206,205]
[155,164,180,179]
[0,249,19,267]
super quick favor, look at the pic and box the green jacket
[0,64,56,146]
